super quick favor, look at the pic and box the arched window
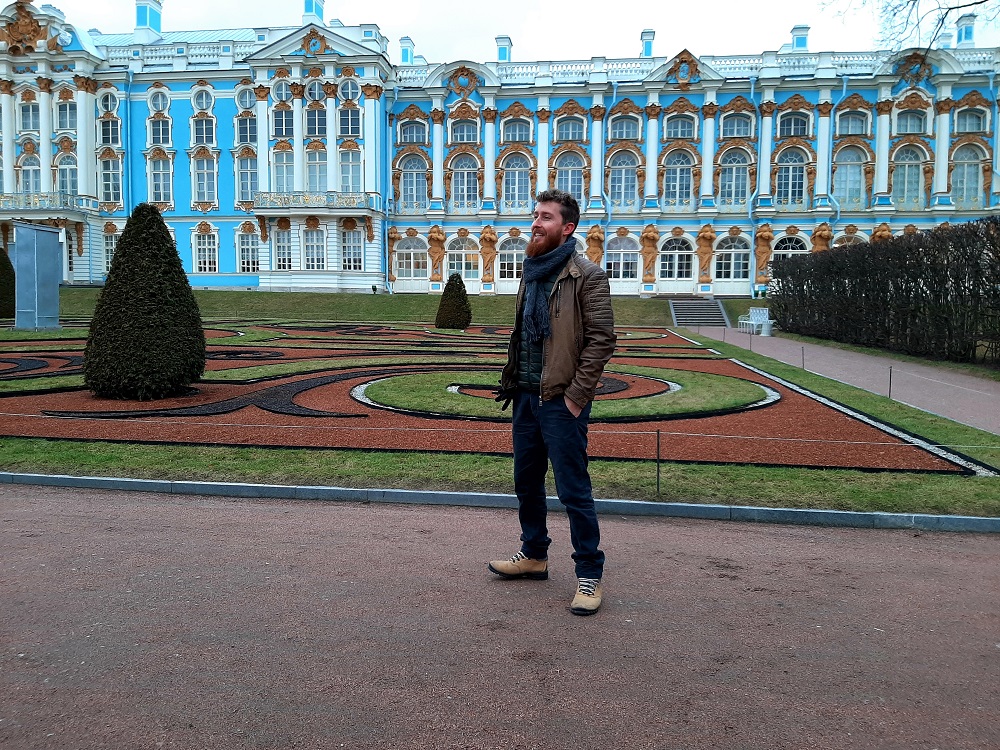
[778,113,809,138]
[307,149,327,192]
[955,109,986,133]
[273,151,293,193]
[56,153,78,194]
[447,237,480,280]
[149,157,172,203]
[897,110,925,134]
[502,119,531,143]
[501,153,531,212]
[400,154,428,211]
[951,144,984,209]
[395,236,428,279]
[838,111,867,136]
[498,236,526,280]
[832,147,865,209]
[714,235,751,280]
[664,115,694,140]
[400,121,426,143]
[237,154,257,202]
[659,237,694,280]
[609,116,640,140]
[608,151,638,208]
[18,154,40,193]
[662,150,693,211]
[892,146,924,209]
[718,149,750,208]
[775,149,807,207]
[721,113,752,138]
[554,152,586,205]
[450,154,479,210]
[452,119,478,143]
[772,235,808,262]
[605,235,639,279]
[340,149,361,192]
[556,117,585,142]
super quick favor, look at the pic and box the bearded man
[489,189,616,616]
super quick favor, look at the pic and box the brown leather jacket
[501,253,616,405]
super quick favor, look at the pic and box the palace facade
[1,0,998,296]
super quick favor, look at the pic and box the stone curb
[2,472,998,533]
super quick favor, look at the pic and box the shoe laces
[509,551,529,563]
[577,577,600,597]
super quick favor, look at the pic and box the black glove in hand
[494,387,515,411]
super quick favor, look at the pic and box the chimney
[791,25,809,52]
[937,30,953,49]
[496,35,512,63]
[640,29,654,58]
[302,0,324,26]
[400,36,415,65]
[956,14,976,48]
[133,0,163,44]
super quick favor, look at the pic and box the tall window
[609,116,639,140]
[274,229,293,271]
[502,119,531,143]
[238,233,259,273]
[951,144,984,209]
[19,155,41,193]
[556,117,585,142]
[306,107,326,138]
[395,237,428,279]
[339,107,361,137]
[236,115,257,144]
[955,109,986,133]
[897,110,926,134]
[56,154,78,194]
[307,150,327,192]
[193,157,217,203]
[664,115,695,140]
[662,150,693,210]
[103,233,119,273]
[451,120,478,143]
[447,237,480,280]
[20,103,39,131]
[99,157,121,203]
[608,151,638,208]
[149,158,172,203]
[892,146,924,209]
[274,151,294,193]
[775,149,807,207]
[450,154,479,210]
[340,150,361,192]
[400,154,428,211]
[150,118,171,145]
[659,237,694,280]
[721,113,752,138]
[304,228,326,270]
[193,117,215,145]
[605,236,639,279]
[195,233,218,273]
[832,147,865,209]
[341,228,363,271]
[714,236,751,280]
[99,118,121,146]
[497,237,526,280]
[57,101,77,130]
[399,121,426,143]
[838,111,867,136]
[718,149,750,208]
[501,153,531,212]
[273,109,294,138]
[555,152,586,205]
[238,155,258,202]
[778,113,809,138]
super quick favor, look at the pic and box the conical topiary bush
[435,272,472,330]
[84,203,205,400]
[0,246,14,319]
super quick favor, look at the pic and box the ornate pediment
[500,101,532,119]
[610,98,643,116]
[447,65,481,99]
[398,103,429,122]
[662,49,701,90]
[777,93,812,112]
[554,99,588,118]
[836,92,874,112]
[243,23,370,62]
[895,90,931,110]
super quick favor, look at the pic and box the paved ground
[691,327,1000,436]
[2,485,998,750]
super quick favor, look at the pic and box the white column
[2,87,16,192]
[933,102,951,200]
[875,101,891,198]
[815,102,832,199]
[700,102,717,207]
[643,101,659,203]
[757,103,774,198]
[38,81,53,192]
[326,94,338,192]
[292,96,304,191]
[74,83,96,197]
[536,102,550,193]
[255,93,269,192]
[431,104,444,207]
[483,105,497,206]
[588,99,605,206]
[362,87,380,194]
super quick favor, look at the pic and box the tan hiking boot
[570,577,602,615]
[488,551,548,580]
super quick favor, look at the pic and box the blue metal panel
[12,223,62,330]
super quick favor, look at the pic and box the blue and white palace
[0,0,997,296]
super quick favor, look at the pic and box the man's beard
[526,230,562,258]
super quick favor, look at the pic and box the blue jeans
[512,390,605,579]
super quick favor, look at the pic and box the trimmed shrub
[84,203,206,399]
[0,246,13,319]
[435,272,472,330]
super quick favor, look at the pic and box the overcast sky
[44,0,1000,65]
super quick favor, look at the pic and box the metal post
[656,430,661,496]
[888,366,893,400]
[801,346,805,370]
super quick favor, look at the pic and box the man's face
[527,201,575,257]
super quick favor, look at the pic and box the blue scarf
[521,237,577,343]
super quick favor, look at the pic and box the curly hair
[535,189,580,230]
